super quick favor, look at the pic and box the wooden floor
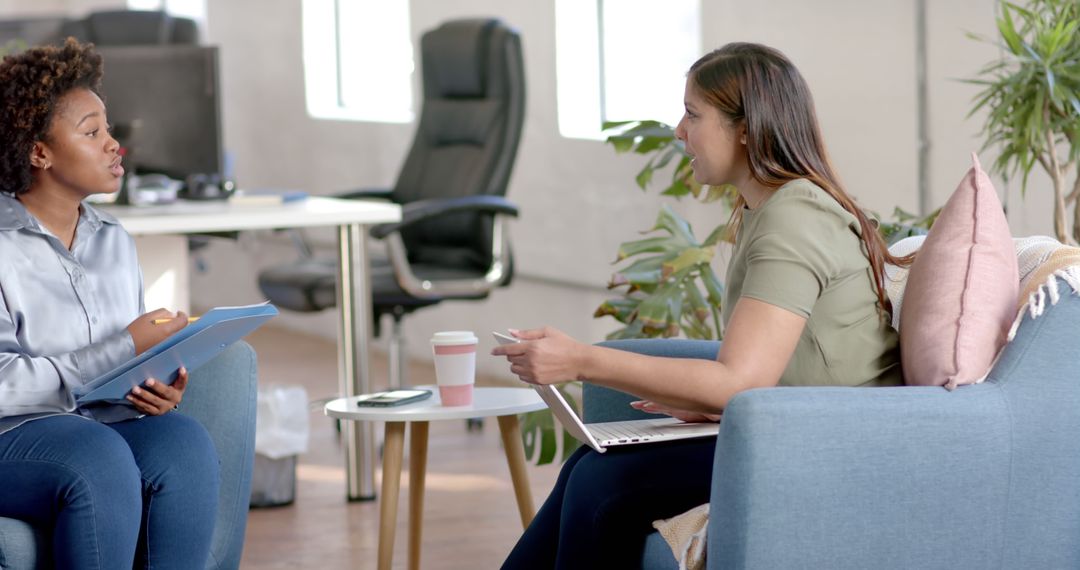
[240,325,561,569]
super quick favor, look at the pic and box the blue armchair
[0,342,258,570]
[586,291,1080,569]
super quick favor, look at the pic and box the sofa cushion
[899,153,1018,389]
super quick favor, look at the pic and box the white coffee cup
[430,331,478,406]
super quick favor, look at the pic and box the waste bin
[250,385,309,507]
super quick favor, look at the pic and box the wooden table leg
[379,422,406,570]
[496,414,535,528]
[408,421,429,570]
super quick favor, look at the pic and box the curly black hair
[0,38,103,195]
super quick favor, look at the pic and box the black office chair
[258,18,525,388]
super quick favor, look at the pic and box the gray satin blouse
[0,192,144,434]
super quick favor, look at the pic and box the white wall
[3,0,1058,378]
[184,0,1060,378]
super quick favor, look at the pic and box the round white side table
[325,385,546,570]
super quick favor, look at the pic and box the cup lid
[431,331,478,345]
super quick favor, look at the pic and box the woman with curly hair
[0,39,219,568]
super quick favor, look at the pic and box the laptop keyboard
[589,419,673,444]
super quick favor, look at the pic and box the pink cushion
[900,153,1018,389]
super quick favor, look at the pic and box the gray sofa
[586,289,1080,569]
[0,342,258,570]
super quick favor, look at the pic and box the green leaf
[635,163,654,190]
[702,267,724,306]
[633,136,669,155]
[662,178,692,198]
[610,255,667,287]
[662,246,714,279]
[652,146,680,171]
[702,223,731,247]
[616,236,679,261]
[651,204,697,245]
[609,137,635,153]
[593,298,640,323]
[635,283,680,335]
[998,4,1024,55]
[683,282,713,331]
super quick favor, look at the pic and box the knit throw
[1008,236,1080,340]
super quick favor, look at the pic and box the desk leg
[379,421,406,570]
[408,421,429,570]
[496,415,535,528]
[337,223,377,500]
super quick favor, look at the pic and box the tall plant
[968,0,1080,243]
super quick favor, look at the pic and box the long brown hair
[688,43,913,316]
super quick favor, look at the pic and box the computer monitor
[96,45,223,181]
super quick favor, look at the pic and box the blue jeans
[0,413,220,569]
[502,437,716,569]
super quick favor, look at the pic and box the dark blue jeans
[502,437,716,569]
[0,413,219,569]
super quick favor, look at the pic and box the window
[555,0,701,140]
[301,0,414,123]
[127,0,206,21]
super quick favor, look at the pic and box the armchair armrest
[334,187,393,201]
[707,383,1010,570]
[583,339,720,423]
[178,341,259,569]
[370,195,520,239]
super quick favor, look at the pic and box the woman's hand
[630,400,721,423]
[490,327,589,385]
[128,366,188,415]
[127,308,189,355]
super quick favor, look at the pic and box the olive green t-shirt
[723,179,902,387]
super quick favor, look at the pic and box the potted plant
[594,120,738,340]
[520,120,736,464]
[967,0,1080,244]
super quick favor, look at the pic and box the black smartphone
[355,389,433,407]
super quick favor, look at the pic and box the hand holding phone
[355,389,432,407]
[492,331,520,345]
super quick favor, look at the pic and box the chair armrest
[707,383,1010,570]
[583,339,720,423]
[334,187,393,201]
[370,195,520,239]
[178,341,259,569]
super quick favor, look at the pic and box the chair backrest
[60,10,198,46]
[393,19,525,272]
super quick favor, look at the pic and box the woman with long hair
[0,39,218,568]
[495,43,910,568]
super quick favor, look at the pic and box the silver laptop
[532,384,720,453]
[493,330,719,453]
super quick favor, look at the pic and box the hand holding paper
[127,367,188,415]
[76,302,278,407]
[128,309,190,354]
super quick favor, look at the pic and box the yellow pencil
[152,317,200,325]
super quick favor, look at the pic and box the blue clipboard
[74,303,278,406]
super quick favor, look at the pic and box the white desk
[326,386,546,570]
[102,196,401,500]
